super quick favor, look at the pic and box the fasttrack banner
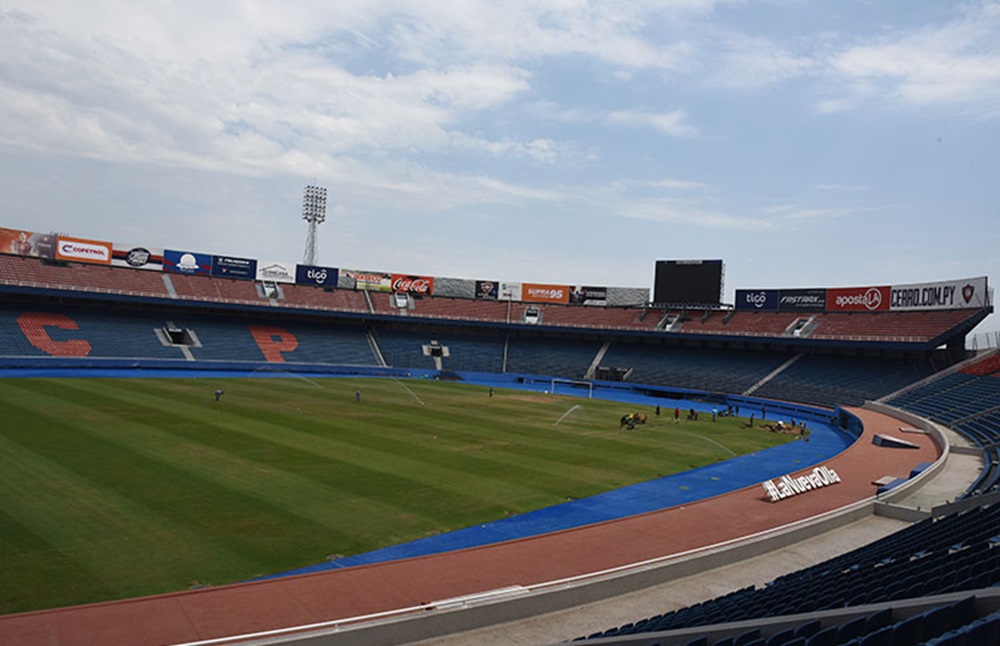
[112,243,163,271]
[56,236,112,265]
[778,288,826,311]
[889,277,989,311]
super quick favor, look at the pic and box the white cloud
[821,2,1000,115]
[607,109,699,137]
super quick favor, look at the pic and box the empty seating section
[753,356,937,408]
[374,329,506,372]
[578,503,1000,643]
[961,352,1000,376]
[409,295,511,322]
[888,369,1000,444]
[279,284,369,312]
[528,304,655,330]
[178,319,376,365]
[695,311,803,337]
[600,344,787,394]
[0,255,169,296]
[505,337,603,378]
[810,310,979,342]
[0,308,185,359]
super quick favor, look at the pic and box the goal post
[549,378,594,399]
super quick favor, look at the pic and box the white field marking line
[553,404,581,426]
[394,379,425,406]
[682,431,737,457]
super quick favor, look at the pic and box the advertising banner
[778,288,826,311]
[212,255,257,280]
[523,282,570,304]
[0,227,57,258]
[889,276,989,311]
[499,281,522,301]
[475,280,499,299]
[255,260,296,283]
[112,243,163,271]
[391,274,434,295]
[56,236,112,265]
[826,285,891,312]
[164,249,212,275]
[343,269,392,292]
[570,285,608,306]
[735,289,779,311]
[295,264,339,288]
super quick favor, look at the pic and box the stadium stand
[1,250,996,646]
[577,502,1000,644]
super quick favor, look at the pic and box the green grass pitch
[0,376,793,614]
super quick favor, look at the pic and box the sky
[0,1,997,335]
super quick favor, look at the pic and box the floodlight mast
[302,184,327,266]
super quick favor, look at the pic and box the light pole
[302,185,327,266]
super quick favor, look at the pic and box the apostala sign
[761,465,841,502]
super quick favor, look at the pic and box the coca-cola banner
[826,285,891,312]
[392,273,434,295]
[475,280,499,299]
[343,269,392,292]
[112,243,163,271]
[889,276,988,311]
[735,289,779,311]
[778,288,826,311]
[523,282,570,304]
[256,260,296,283]
[295,264,338,288]
[56,236,112,265]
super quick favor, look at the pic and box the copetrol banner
[56,236,112,265]
[475,280,499,299]
[0,227,56,258]
[570,285,608,306]
[523,282,570,304]
[735,289,779,311]
[256,260,296,283]
[391,274,434,295]
[778,288,826,311]
[295,264,338,288]
[889,277,989,311]
[343,269,392,292]
[212,255,257,280]
[164,249,212,275]
[112,243,163,271]
[499,281,522,301]
[826,285,890,312]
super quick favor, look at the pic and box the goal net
[549,378,594,399]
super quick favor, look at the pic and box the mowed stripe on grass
[0,377,791,614]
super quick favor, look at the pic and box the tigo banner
[296,264,339,288]
[735,289,779,311]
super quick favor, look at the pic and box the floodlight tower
[301,184,327,265]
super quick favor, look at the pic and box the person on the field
[214,389,223,402]
[355,388,361,404]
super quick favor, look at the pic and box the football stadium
[0,226,998,645]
